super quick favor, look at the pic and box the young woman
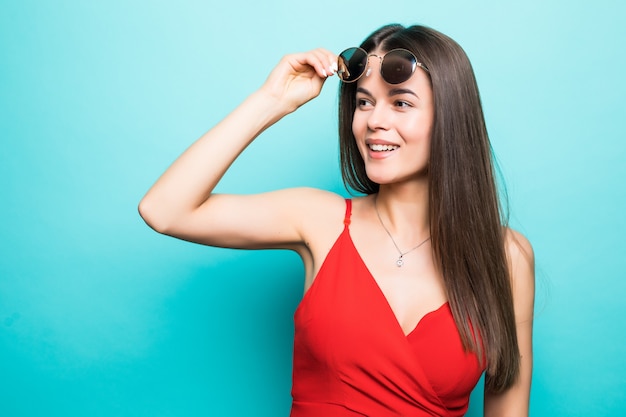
[139,24,535,417]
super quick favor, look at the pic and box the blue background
[1,0,625,416]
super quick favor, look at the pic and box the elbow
[138,196,172,235]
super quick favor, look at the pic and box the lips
[364,140,400,160]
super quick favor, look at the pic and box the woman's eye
[357,98,373,108]
[395,100,411,108]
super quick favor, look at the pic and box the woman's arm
[138,49,338,250]
[484,229,536,417]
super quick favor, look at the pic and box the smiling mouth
[368,144,399,152]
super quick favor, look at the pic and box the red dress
[291,200,484,416]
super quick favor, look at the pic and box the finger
[292,49,337,79]
[309,48,338,77]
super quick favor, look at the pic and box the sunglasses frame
[337,47,429,85]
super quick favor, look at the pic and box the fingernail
[331,62,338,73]
[322,69,328,77]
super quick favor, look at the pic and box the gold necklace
[374,197,431,267]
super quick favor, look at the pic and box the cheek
[398,115,432,145]
[347,115,361,157]
[351,114,370,156]
[351,112,366,138]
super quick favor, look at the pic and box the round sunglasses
[337,47,429,84]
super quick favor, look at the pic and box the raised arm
[138,49,338,250]
[484,229,536,416]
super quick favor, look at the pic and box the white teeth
[369,144,399,152]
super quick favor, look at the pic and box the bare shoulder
[256,186,347,239]
[283,187,347,212]
[290,187,349,234]
[269,187,346,224]
[504,228,533,256]
[503,228,535,318]
[504,229,535,278]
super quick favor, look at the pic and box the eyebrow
[356,87,420,100]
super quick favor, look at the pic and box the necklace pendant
[396,256,404,267]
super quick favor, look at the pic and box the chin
[363,169,389,185]
[365,173,399,187]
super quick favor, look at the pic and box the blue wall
[1,1,624,415]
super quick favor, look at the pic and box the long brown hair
[338,24,519,393]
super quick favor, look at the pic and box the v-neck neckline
[346,230,449,338]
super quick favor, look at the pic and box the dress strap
[343,199,352,227]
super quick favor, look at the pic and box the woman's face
[351,49,434,187]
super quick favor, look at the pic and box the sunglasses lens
[338,47,368,83]
[381,49,417,84]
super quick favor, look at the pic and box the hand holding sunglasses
[260,48,338,114]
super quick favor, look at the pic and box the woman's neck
[374,181,430,240]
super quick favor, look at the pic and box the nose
[367,101,391,132]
